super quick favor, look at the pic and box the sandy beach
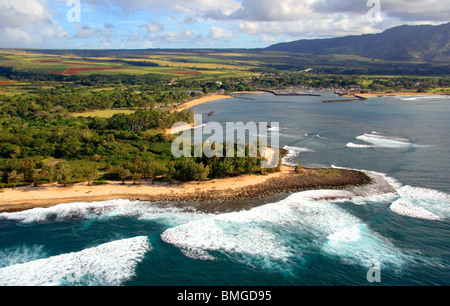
[0,166,372,213]
[175,94,233,112]
[0,167,290,212]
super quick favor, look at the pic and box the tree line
[0,143,280,188]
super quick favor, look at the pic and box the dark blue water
[1,92,449,286]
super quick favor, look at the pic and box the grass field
[72,109,137,118]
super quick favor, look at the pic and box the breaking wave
[322,224,409,267]
[0,245,48,268]
[390,186,450,221]
[332,165,449,221]
[282,145,314,166]
[346,132,414,149]
[160,176,409,270]
[0,236,151,286]
[0,199,210,227]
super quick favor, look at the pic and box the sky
[0,0,448,49]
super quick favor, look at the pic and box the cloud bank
[0,0,448,48]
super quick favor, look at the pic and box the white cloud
[260,35,280,43]
[208,26,238,40]
[74,24,96,38]
[146,21,165,33]
[75,0,241,16]
[0,0,448,48]
[0,0,53,29]
[231,0,314,21]
[314,0,450,22]
[238,21,261,35]
[203,0,449,42]
[0,0,64,47]
[3,28,33,45]
[148,30,194,43]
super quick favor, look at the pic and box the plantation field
[0,49,261,80]
[1,48,448,98]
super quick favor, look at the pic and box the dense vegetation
[0,76,273,188]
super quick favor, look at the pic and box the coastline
[0,166,372,213]
[342,92,448,98]
[175,94,233,112]
[175,91,448,113]
[3,90,421,214]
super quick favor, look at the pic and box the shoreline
[0,166,372,214]
[175,94,233,112]
[341,92,448,98]
[174,90,448,113]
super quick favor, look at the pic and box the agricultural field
[0,49,261,80]
[2,48,448,87]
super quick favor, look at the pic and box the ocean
[0,92,449,286]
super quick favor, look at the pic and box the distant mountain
[265,23,450,62]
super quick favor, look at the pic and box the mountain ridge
[265,22,450,62]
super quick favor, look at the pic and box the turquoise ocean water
[0,92,449,286]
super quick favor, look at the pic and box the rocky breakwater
[132,168,373,212]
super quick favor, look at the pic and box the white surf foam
[346,142,374,148]
[0,236,151,286]
[161,165,406,266]
[161,188,408,270]
[322,224,408,267]
[0,199,209,226]
[0,245,48,268]
[398,95,448,100]
[0,199,139,224]
[390,186,450,221]
[282,145,314,166]
[346,132,413,149]
[331,165,449,221]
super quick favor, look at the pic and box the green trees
[141,160,165,184]
[115,166,132,185]
[55,163,73,187]
[7,170,24,189]
[110,156,167,185]
[105,109,194,132]
[31,169,47,187]
[80,164,98,186]
[171,158,210,183]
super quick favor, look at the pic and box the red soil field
[0,81,18,85]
